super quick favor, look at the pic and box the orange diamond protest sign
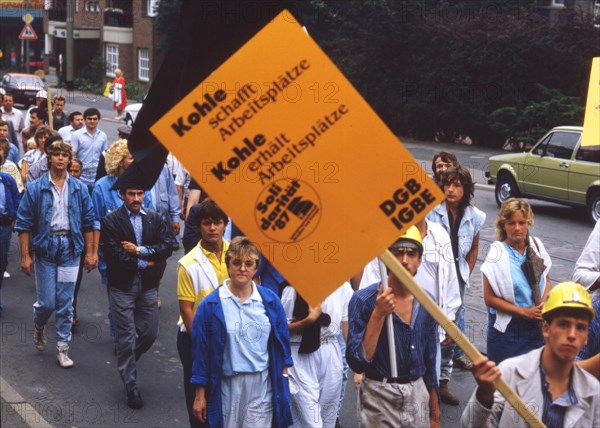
[151,11,444,306]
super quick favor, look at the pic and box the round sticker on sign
[255,178,321,243]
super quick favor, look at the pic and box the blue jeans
[0,225,11,314]
[453,280,467,359]
[33,235,80,348]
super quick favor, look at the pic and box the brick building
[44,0,164,88]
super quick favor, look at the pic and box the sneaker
[454,354,473,370]
[439,380,460,405]
[33,325,47,351]
[126,384,143,409]
[57,346,74,368]
[3,271,10,278]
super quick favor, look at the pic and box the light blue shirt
[126,206,151,270]
[219,280,270,377]
[70,127,109,186]
[49,174,70,231]
[58,125,75,141]
[150,164,181,222]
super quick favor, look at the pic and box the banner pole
[377,258,398,378]
[378,249,546,428]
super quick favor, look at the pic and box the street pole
[66,0,75,91]
[25,0,30,73]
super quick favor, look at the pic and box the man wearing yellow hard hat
[461,282,599,427]
[346,226,440,428]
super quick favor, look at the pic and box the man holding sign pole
[461,282,600,427]
[347,226,439,428]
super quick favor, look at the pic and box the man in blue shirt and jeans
[347,226,440,428]
[16,140,98,368]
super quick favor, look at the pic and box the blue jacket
[0,172,20,220]
[191,285,293,428]
[15,172,97,256]
[427,203,486,286]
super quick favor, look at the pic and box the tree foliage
[311,0,599,146]
[151,0,599,146]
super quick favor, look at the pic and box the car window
[540,132,580,160]
[575,145,600,164]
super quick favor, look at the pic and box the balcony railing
[48,7,67,22]
[104,10,133,27]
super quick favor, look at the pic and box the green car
[486,126,600,222]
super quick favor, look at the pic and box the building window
[146,0,158,17]
[84,0,100,12]
[138,48,150,82]
[106,44,119,77]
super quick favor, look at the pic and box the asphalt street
[0,87,595,427]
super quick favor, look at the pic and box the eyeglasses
[389,247,418,258]
[230,259,257,269]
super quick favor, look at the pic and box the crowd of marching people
[1,86,599,427]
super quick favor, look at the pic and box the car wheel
[587,191,600,223]
[495,174,519,207]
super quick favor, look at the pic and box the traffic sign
[22,13,34,24]
[19,24,38,40]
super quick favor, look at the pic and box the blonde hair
[495,198,534,241]
[114,68,123,76]
[225,236,260,268]
[104,139,131,177]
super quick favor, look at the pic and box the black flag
[116,0,303,191]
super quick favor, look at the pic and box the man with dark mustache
[100,185,172,409]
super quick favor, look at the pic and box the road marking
[0,377,52,428]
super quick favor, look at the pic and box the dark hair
[0,119,9,128]
[83,107,101,120]
[68,111,82,122]
[196,198,229,226]
[70,158,83,168]
[30,107,48,122]
[431,151,458,175]
[440,165,474,213]
[118,187,145,196]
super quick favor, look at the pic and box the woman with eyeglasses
[191,236,293,428]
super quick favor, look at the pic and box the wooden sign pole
[378,249,546,428]
[46,87,53,130]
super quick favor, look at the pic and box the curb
[0,377,52,428]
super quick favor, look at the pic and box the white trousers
[289,341,343,428]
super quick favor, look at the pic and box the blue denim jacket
[0,172,21,220]
[427,202,486,287]
[16,172,97,256]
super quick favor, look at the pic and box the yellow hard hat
[542,282,595,320]
[390,225,423,254]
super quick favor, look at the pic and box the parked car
[0,73,47,107]
[123,100,143,126]
[486,126,600,222]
